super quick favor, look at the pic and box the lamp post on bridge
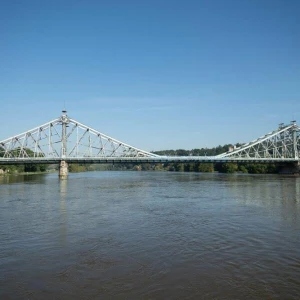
[59,110,70,177]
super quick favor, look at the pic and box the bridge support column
[59,160,69,177]
[278,162,300,175]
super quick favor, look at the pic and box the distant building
[228,145,236,152]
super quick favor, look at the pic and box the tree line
[87,145,279,174]
[106,161,278,174]
[149,146,278,174]
[0,145,280,174]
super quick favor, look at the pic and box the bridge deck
[0,157,298,165]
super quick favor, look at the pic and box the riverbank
[0,170,56,176]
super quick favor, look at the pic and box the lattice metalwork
[0,111,159,159]
[217,122,300,159]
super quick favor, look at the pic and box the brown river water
[0,171,300,299]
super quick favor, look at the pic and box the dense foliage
[109,161,278,174]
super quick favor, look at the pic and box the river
[1,171,300,299]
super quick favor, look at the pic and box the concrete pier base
[278,162,300,175]
[59,160,69,177]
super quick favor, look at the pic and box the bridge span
[0,157,299,165]
[0,111,299,176]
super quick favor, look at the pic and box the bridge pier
[278,162,300,175]
[59,160,69,177]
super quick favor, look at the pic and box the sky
[1,0,300,151]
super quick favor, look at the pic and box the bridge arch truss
[0,111,299,164]
[0,111,159,161]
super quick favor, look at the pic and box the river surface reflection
[1,171,300,299]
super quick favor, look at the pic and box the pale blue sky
[1,0,299,151]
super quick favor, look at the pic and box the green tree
[238,165,248,173]
[196,163,214,172]
[219,163,238,173]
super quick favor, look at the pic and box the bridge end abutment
[59,160,69,177]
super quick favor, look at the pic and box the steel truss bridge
[0,111,299,165]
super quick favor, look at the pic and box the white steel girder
[0,112,299,162]
[0,111,159,159]
[217,123,300,160]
